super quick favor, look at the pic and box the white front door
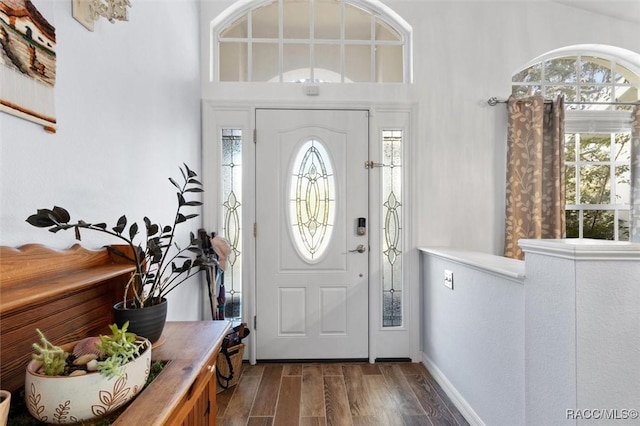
[255,109,369,359]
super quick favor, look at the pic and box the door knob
[349,244,366,253]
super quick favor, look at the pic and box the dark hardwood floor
[216,361,470,426]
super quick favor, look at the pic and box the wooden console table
[114,321,230,426]
[0,244,231,425]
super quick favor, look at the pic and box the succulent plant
[32,322,146,379]
[95,321,143,378]
[32,329,68,376]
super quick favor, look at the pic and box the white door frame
[202,100,419,364]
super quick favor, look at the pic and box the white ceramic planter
[0,390,10,426]
[24,337,151,424]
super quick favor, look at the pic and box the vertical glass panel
[580,57,612,83]
[315,0,340,40]
[512,63,542,83]
[615,166,630,205]
[580,133,610,162]
[375,44,403,82]
[565,133,576,161]
[375,17,401,41]
[544,58,576,83]
[219,42,248,82]
[583,210,614,240]
[615,132,631,162]
[579,85,611,103]
[580,165,611,204]
[221,129,243,320]
[617,86,639,105]
[615,65,640,86]
[565,165,576,204]
[618,210,630,241]
[289,140,335,262]
[511,85,540,97]
[382,130,403,327]
[252,1,279,39]
[566,210,579,238]
[221,15,248,38]
[315,44,341,82]
[283,0,309,39]
[344,3,370,40]
[252,42,279,82]
[544,85,577,103]
[313,68,343,83]
[345,45,371,82]
[283,43,310,82]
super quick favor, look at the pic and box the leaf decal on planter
[93,373,131,416]
[27,382,47,421]
[53,400,75,423]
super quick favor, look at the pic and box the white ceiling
[552,1,640,26]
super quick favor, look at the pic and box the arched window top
[511,44,640,111]
[210,0,412,83]
[515,45,640,78]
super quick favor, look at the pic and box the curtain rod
[487,97,640,106]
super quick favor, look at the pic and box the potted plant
[0,389,9,426]
[25,163,213,342]
[24,322,152,424]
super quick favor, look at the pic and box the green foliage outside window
[565,133,630,240]
[513,54,637,241]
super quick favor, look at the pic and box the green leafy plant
[32,322,145,379]
[26,164,209,308]
[32,329,68,376]
[96,321,144,379]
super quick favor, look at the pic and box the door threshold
[255,358,369,364]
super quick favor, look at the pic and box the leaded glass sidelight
[289,139,335,262]
[221,129,243,319]
[382,130,403,327]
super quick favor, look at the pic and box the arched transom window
[212,0,411,83]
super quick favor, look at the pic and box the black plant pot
[113,298,168,344]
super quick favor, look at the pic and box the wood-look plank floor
[216,362,470,426]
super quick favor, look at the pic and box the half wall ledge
[418,246,525,281]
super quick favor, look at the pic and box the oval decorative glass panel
[289,139,335,261]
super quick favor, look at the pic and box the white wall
[200,0,640,255]
[0,0,203,320]
[2,0,639,320]
[520,239,640,426]
[420,248,525,425]
[421,240,640,426]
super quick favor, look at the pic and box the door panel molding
[255,108,369,360]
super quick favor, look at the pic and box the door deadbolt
[357,217,366,236]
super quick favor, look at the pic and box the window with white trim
[512,53,639,240]
[214,0,410,83]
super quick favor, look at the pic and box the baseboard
[421,352,485,426]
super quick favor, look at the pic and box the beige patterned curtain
[631,105,640,243]
[504,95,565,259]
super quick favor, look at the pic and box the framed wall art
[0,0,56,133]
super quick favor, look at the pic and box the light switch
[444,269,453,289]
